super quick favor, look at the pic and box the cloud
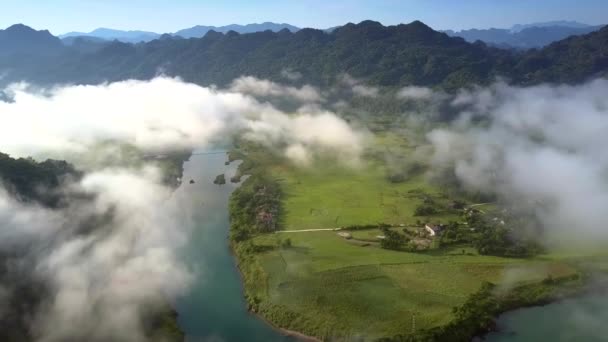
[0,76,368,340]
[397,86,434,100]
[280,69,302,81]
[0,77,364,167]
[339,74,379,98]
[427,79,608,241]
[0,166,192,341]
[229,76,321,102]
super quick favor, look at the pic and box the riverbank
[379,274,585,342]
[229,238,320,342]
[484,283,608,341]
[225,141,598,341]
[174,152,290,341]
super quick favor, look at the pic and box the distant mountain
[60,28,161,43]
[0,24,63,56]
[445,23,604,49]
[515,25,608,84]
[61,35,107,45]
[510,20,592,33]
[1,21,608,90]
[58,23,301,42]
[174,22,300,38]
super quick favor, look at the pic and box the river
[170,153,608,342]
[484,292,608,342]
[171,152,293,342]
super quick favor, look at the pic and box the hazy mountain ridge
[445,23,604,49]
[510,20,593,32]
[58,22,300,43]
[0,20,607,90]
[0,24,63,55]
[60,28,161,43]
[174,22,300,38]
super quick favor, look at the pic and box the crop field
[267,133,462,230]
[247,231,580,338]
[233,131,607,339]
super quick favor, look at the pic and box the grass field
[232,132,608,340]
[266,133,462,230]
[245,231,580,339]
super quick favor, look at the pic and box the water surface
[484,293,608,342]
[172,152,291,342]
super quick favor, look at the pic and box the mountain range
[59,22,300,43]
[57,20,604,49]
[0,20,607,90]
[444,21,604,49]
[0,24,63,55]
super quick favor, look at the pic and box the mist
[426,79,608,243]
[0,76,367,341]
[0,77,366,167]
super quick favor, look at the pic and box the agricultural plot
[248,232,579,338]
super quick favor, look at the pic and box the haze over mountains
[59,22,300,43]
[54,20,605,49]
[444,21,604,49]
[1,19,607,90]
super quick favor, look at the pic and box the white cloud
[339,74,379,98]
[397,86,433,100]
[280,69,302,81]
[428,79,608,240]
[0,77,364,167]
[0,76,368,340]
[229,76,321,102]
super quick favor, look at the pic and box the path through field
[276,228,341,233]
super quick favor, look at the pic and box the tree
[380,228,408,250]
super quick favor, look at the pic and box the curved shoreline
[228,240,321,342]
[478,283,607,340]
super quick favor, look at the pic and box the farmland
[229,131,607,340]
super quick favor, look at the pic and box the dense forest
[0,21,607,89]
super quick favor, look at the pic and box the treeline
[229,174,283,242]
[379,274,582,342]
[0,152,80,207]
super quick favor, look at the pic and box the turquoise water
[484,293,608,342]
[172,153,292,342]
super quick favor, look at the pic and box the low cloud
[229,76,322,103]
[427,79,608,241]
[0,76,368,340]
[397,86,434,100]
[1,77,365,167]
[0,167,192,341]
[339,74,379,98]
[280,69,302,81]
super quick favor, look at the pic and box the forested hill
[0,20,607,89]
[0,152,79,207]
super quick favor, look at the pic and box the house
[424,224,444,237]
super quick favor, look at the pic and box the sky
[1,0,607,35]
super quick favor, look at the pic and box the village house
[424,224,445,237]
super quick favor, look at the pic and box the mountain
[2,20,512,89]
[60,28,161,43]
[515,25,608,84]
[0,24,63,56]
[510,20,592,33]
[1,21,607,90]
[58,23,301,42]
[174,22,300,38]
[445,24,604,49]
[61,35,107,45]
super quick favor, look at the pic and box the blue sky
[2,0,607,35]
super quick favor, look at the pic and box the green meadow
[232,132,607,339]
